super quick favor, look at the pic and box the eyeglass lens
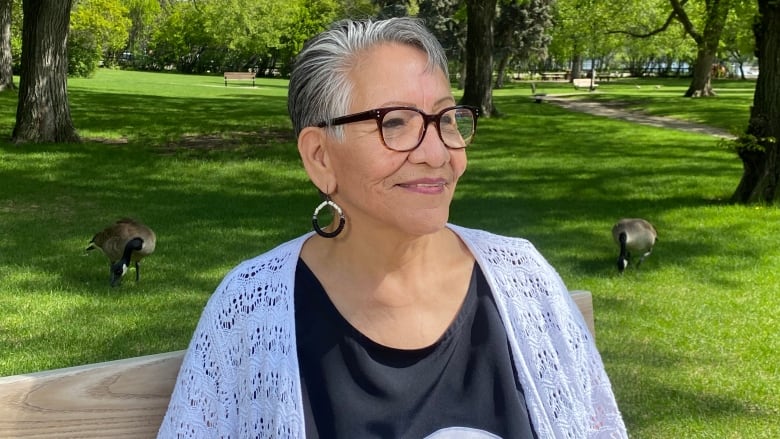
[380,108,475,151]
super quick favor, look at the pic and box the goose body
[612,218,657,273]
[86,218,156,286]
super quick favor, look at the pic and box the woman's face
[327,43,467,238]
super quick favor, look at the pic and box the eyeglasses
[316,105,480,152]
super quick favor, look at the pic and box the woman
[159,17,627,438]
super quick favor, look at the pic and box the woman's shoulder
[229,235,309,278]
[207,234,311,304]
[448,224,538,254]
[449,224,559,279]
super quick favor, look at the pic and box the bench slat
[0,351,184,438]
[572,78,598,89]
[0,291,594,438]
[223,71,256,87]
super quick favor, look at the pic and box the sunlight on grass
[0,70,777,438]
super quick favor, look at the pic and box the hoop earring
[312,198,345,238]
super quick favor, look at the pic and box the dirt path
[540,95,736,140]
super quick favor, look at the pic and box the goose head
[110,237,144,287]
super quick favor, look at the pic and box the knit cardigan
[159,225,627,438]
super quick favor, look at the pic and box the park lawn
[1,69,778,438]
[517,76,755,134]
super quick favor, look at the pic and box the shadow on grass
[600,335,771,433]
[66,88,291,143]
[452,98,740,277]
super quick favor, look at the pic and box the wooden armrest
[570,289,595,337]
[0,350,185,438]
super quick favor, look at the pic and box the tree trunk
[684,46,716,97]
[494,52,508,89]
[570,52,582,81]
[12,0,79,143]
[731,0,780,203]
[461,0,497,117]
[669,0,730,97]
[0,0,13,91]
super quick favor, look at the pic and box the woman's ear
[298,126,336,193]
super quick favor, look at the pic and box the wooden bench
[572,78,598,90]
[223,71,256,87]
[0,291,595,438]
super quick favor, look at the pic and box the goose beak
[617,258,628,274]
[110,263,128,287]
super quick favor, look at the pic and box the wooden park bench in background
[223,71,256,87]
[573,78,598,90]
[0,290,595,438]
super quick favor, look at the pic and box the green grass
[1,70,778,438]
[521,76,754,134]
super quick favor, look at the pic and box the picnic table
[541,72,568,81]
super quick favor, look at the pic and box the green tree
[339,0,377,16]
[549,0,613,80]
[601,0,696,77]
[69,0,131,76]
[13,0,79,143]
[493,0,554,88]
[669,0,734,96]
[373,0,412,17]
[598,0,735,95]
[720,0,755,79]
[548,0,581,72]
[418,0,466,86]
[201,0,299,70]
[125,0,161,68]
[276,0,341,75]
[731,0,780,203]
[148,1,214,73]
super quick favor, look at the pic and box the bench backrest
[223,72,255,79]
[572,78,597,88]
[0,291,594,438]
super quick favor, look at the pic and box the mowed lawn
[0,69,777,438]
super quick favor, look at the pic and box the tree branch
[606,0,696,42]
[607,9,678,38]
[669,0,702,44]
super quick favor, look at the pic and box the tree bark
[0,0,13,91]
[461,0,497,117]
[686,45,717,96]
[570,52,582,81]
[494,52,508,89]
[731,0,780,203]
[12,0,79,143]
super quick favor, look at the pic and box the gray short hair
[287,17,449,138]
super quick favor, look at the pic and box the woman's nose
[408,123,449,167]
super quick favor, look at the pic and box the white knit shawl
[159,225,627,438]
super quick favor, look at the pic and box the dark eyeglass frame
[316,105,480,152]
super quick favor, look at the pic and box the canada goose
[612,218,657,273]
[86,218,156,286]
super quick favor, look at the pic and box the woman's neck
[300,226,475,348]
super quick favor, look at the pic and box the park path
[540,95,737,140]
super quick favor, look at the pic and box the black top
[295,259,537,439]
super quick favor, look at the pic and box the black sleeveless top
[295,259,537,438]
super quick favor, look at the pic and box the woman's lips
[397,178,448,193]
